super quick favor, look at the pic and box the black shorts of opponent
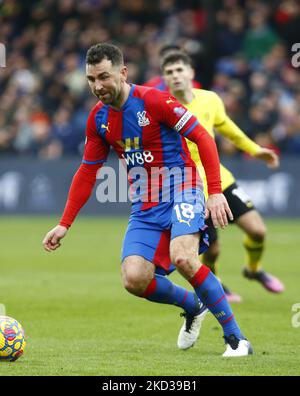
[205,182,255,244]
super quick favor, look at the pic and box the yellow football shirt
[185,89,260,197]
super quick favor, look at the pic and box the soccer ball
[0,315,26,362]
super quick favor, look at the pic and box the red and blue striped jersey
[59,84,221,227]
[83,84,208,210]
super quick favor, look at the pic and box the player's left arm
[145,89,233,228]
[213,93,279,169]
[43,107,110,252]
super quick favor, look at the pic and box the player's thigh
[122,217,172,275]
[170,232,200,262]
[235,210,267,240]
[171,188,209,255]
[224,183,266,240]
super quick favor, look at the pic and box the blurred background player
[161,50,284,301]
[144,45,202,92]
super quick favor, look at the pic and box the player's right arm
[42,106,110,252]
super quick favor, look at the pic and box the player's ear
[120,66,128,83]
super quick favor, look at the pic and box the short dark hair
[86,43,124,66]
[159,44,181,57]
[160,50,193,71]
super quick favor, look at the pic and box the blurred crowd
[0,0,300,159]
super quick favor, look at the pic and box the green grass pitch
[0,216,299,376]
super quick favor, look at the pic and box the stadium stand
[0,0,299,159]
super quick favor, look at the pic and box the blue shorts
[121,188,209,272]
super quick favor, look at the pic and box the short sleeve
[144,89,194,130]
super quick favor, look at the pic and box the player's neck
[110,82,131,111]
[172,89,194,105]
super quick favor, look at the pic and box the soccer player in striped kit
[43,43,253,357]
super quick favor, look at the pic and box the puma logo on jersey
[101,123,110,133]
[178,218,191,227]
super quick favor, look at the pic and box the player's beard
[98,92,112,103]
[95,86,121,106]
[106,88,124,108]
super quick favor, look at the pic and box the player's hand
[42,225,68,252]
[254,147,280,169]
[205,193,233,229]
